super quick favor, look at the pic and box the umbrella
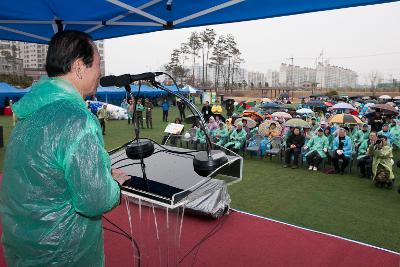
[370,104,399,114]
[330,102,355,110]
[364,102,375,107]
[386,102,396,107]
[296,108,314,114]
[258,120,282,135]
[324,102,333,107]
[328,114,363,125]
[284,118,310,128]
[271,112,292,119]
[306,100,326,108]
[262,98,272,103]
[260,102,282,109]
[393,96,400,100]
[234,117,257,128]
[241,110,264,122]
[379,95,392,100]
[365,99,378,104]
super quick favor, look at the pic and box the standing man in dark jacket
[201,101,213,121]
[284,127,305,168]
[177,99,186,121]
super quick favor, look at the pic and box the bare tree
[368,70,383,96]
[186,32,202,85]
[200,29,216,86]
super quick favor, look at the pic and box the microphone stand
[150,80,213,158]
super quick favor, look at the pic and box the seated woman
[208,116,219,135]
[195,122,207,146]
[265,122,281,140]
[283,127,305,169]
[304,128,329,171]
[368,135,395,188]
[224,122,247,151]
[214,122,229,147]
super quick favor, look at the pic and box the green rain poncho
[224,128,247,150]
[368,144,395,180]
[196,127,207,144]
[214,126,229,146]
[0,77,120,266]
[390,124,400,148]
[353,128,370,146]
[305,134,329,158]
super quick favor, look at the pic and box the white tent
[182,85,201,94]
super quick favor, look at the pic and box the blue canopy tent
[0,0,396,43]
[95,84,181,105]
[0,82,30,108]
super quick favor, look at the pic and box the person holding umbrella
[283,127,305,169]
[331,128,353,174]
[304,128,329,171]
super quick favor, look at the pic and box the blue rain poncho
[0,77,120,266]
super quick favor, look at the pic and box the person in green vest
[214,122,229,147]
[225,122,247,150]
[0,30,130,267]
[304,128,329,171]
[368,135,395,187]
[97,103,109,135]
[134,98,145,129]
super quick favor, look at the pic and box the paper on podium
[164,123,184,134]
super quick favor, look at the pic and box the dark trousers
[179,110,185,121]
[332,151,350,172]
[99,118,105,135]
[146,113,152,128]
[306,151,322,168]
[285,148,301,166]
[357,156,373,177]
[134,112,144,129]
[163,110,168,122]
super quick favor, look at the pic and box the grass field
[0,107,399,252]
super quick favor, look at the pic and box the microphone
[100,72,163,87]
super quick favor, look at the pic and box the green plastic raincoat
[196,127,207,144]
[224,129,247,150]
[390,124,400,148]
[214,126,229,146]
[353,129,370,146]
[305,134,329,158]
[0,77,120,266]
[368,144,395,180]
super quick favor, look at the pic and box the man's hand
[112,169,130,186]
[290,144,296,149]
[303,146,308,150]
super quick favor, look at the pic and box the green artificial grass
[0,107,399,252]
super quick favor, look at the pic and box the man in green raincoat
[0,31,130,267]
[225,122,247,150]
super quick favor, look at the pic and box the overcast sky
[105,2,400,84]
